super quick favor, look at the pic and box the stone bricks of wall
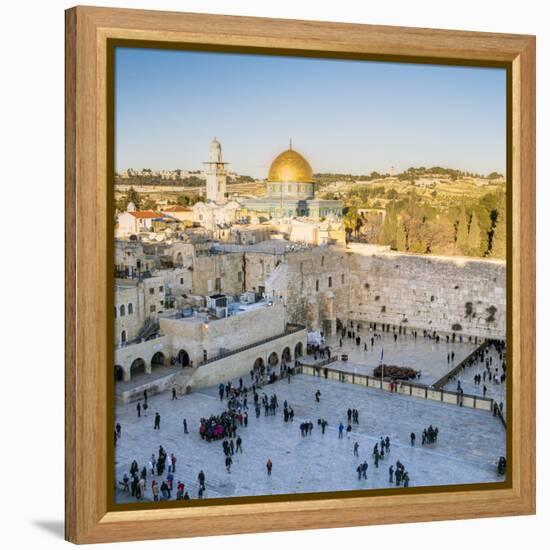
[265,246,351,334]
[159,302,287,367]
[192,253,245,295]
[348,245,506,339]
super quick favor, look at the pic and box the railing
[432,341,489,389]
[495,404,507,428]
[299,356,337,368]
[297,364,494,413]
[200,324,306,366]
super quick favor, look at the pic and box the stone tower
[203,138,229,204]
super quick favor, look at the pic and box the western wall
[347,244,506,340]
[264,243,506,340]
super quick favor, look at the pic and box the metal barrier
[298,364,494,412]
[432,341,489,389]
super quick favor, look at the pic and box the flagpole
[380,346,384,390]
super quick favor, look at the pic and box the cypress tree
[491,211,506,259]
[456,207,469,253]
[467,212,482,255]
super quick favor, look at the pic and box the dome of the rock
[267,148,314,183]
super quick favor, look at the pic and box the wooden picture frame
[65,5,536,544]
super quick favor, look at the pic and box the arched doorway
[268,352,279,367]
[253,357,265,373]
[175,252,183,266]
[282,347,292,363]
[114,365,124,382]
[130,358,146,378]
[151,352,166,371]
[178,349,190,367]
[294,342,303,358]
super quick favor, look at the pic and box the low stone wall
[117,371,180,404]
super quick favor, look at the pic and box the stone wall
[348,244,506,339]
[186,329,307,389]
[265,245,351,335]
[159,302,287,367]
[192,253,245,295]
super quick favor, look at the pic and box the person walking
[338,422,344,439]
[154,412,161,430]
[389,465,394,483]
[266,458,273,475]
[353,441,359,457]
[225,455,233,473]
[410,432,416,446]
[198,470,206,491]
[172,387,178,401]
[183,418,188,434]
[136,401,141,418]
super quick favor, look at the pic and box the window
[119,304,125,317]
[180,277,184,284]
[328,276,332,288]
[160,300,164,306]
[215,277,221,291]
[150,305,156,313]
[114,307,117,318]
[321,256,325,266]
[128,303,133,315]
[159,286,164,292]
[149,288,154,295]
[316,280,319,292]
[121,330,126,344]
[341,274,345,284]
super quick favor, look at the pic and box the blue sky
[115,47,506,178]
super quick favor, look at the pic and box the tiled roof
[130,211,163,219]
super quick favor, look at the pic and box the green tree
[456,206,469,253]
[379,207,398,248]
[467,212,482,255]
[491,211,506,259]
[396,220,407,251]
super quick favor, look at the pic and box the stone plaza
[114,346,506,503]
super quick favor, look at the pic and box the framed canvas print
[65,6,536,544]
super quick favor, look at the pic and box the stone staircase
[172,367,198,396]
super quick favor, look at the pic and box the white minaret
[203,138,229,204]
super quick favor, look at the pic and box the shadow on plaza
[33,520,64,539]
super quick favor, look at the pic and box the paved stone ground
[114,372,506,503]
[444,344,507,412]
[321,330,478,385]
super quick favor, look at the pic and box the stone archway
[114,365,124,382]
[253,357,265,372]
[268,351,279,367]
[294,342,304,358]
[130,358,146,378]
[178,349,190,367]
[151,351,166,371]
[282,347,292,363]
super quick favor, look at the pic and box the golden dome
[268,148,314,183]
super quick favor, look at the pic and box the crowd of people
[116,335,507,503]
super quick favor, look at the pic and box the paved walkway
[313,329,478,385]
[115,372,505,503]
[444,344,507,413]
